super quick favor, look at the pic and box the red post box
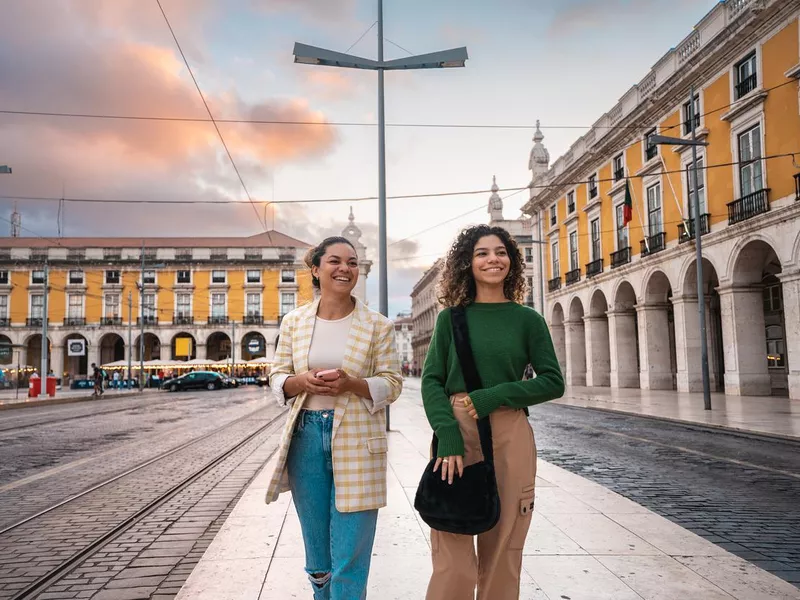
[29,377,41,398]
[46,376,57,398]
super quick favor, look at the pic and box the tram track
[0,404,286,600]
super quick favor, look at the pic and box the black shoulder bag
[414,306,501,535]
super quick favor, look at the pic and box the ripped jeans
[286,409,379,600]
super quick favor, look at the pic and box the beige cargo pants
[426,397,537,600]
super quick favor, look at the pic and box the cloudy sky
[0,0,716,317]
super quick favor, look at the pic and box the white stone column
[550,322,567,377]
[88,341,101,371]
[607,310,639,388]
[717,285,771,396]
[584,316,610,387]
[564,319,586,386]
[673,294,702,393]
[195,343,207,361]
[637,303,673,390]
[50,344,65,377]
[778,270,800,400]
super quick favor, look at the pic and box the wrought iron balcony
[794,173,799,201]
[735,74,757,100]
[175,250,192,261]
[640,232,667,257]
[63,317,86,326]
[101,317,122,326]
[210,251,228,261]
[103,248,122,260]
[614,168,625,182]
[547,277,562,292]
[245,249,262,260]
[565,268,581,286]
[26,318,43,327]
[610,247,631,269]
[243,314,264,325]
[137,316,158,326]
[645,145,658,161]
[727,188,769,225]
[586,259,604,278]
[678,214,710,244]
[208,315,229,325]
[0,317,9,327]
[173,315,194,325]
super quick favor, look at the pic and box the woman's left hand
[320,369,353,395]
[462,396,478,420]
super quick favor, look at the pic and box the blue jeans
[287,409,379,600]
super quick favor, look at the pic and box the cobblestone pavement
[530,402,800,587]
[0,388,285,599]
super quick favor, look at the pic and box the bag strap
[430,306,494,464]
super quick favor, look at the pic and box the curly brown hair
[436,225,527,307]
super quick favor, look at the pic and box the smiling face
[471,234,511,288]
[313,242,359,296]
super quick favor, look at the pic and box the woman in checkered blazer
[267,236,403,600]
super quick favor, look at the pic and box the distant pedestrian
[420,225,564,600]
[113,370,120,389]
[91,363,104,397]
[266,236,403,600]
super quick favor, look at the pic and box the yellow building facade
[523,0,800,399]
[0,231,320,379]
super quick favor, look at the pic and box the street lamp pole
[293,2,468,430]
[650,84,712,410]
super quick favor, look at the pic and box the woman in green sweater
[421,224,565,600]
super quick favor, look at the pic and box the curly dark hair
[437,225,527,307]
[303,236,357,289]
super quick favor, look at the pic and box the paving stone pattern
[530,402,800,587]
[0,400,282,600]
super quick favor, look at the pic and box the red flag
[623,179,633,226]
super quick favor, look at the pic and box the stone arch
[586,290,611,387]
[589,289,609,317]
[206,332,231,362]
[565,297,587,386]
[241,331,267,361]
[99,332,125,365]
[550,302,566,376]
[170,332,196,361]
[609,280,640,388]
[134,332,162,361]
[612,279,637,311]
[0,334,12,366]
[639,270,676,390]
[25,334,52,373]
[793,230,800,267]
[723,238,786,396]
[678,254,721,298]
[725,232,784,284]
[551,302,565,325]
[642,269,673,304]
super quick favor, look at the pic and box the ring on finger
[442,458,449,463]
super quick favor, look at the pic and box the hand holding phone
[316,369,340,382]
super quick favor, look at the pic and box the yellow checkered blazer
[265,297,403,512]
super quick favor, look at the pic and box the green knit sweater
[421,302,565,458]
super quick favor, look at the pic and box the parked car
[221,375,239,388]
[161,371,224,392]
[256,375,269,387]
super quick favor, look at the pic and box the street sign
[175,337,193,357]
[247,338,262,353]
[67,339,86,357]
[0,346,11,359]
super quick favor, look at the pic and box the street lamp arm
[293,42,379,70]
[382,47,468,70]
[651,134,708,147]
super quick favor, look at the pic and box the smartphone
[316,369,340,382]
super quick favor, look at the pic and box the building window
[68,294,83,318]
[0,271,8,285]
[616,204,629,250]
[735,51,757,100]
[32,270,45,284]
[588,174,598,199]
[246,269,261,284]
[645,129,658,161]
[281,269,296,284]
[211,293,226,317]
[549,205,557,226]
[69,270,84,285]
[177,270,191,284]
[105,270,120,285]
[524,247,533,263]
[31,294,44,318]
[613,154,625,181]
[246,293,261,316]
[142,270,156,285]
[647,183,662,236]
[176,293,191,316]
[686,157,707,217]
[682,94,700,135]
[105,293,120,318]
[567,191,576,214]
[211,270,226,284]
[590,218,601,261]
[0,295,8,319]
[280,292,295,316]
[551,242,559,278]
[569,231,578,271]
[738,124,763,197]
[142,293,156,319]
